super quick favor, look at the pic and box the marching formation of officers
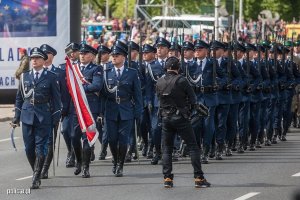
[11,33,300,189]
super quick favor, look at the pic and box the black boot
[209,144,216,159]
[201,145,209,164]
[98,143,108,160]
[40,145,53,179]
[109,144,119,175]
[82,149,91,178]
[73,146,82,175]
[125,145,133,163]
[215,144,224,160]
[116,145,127,177]
[272,129,278,144]
[66,148,75,168]
[142,144,148,157]
[147,144,154,159]
[26,153,36,171]
[151,146,162,165]
[225,143,233,156]
[31,156,45,189]
[292,112,297,128]
[90,145,95,162]
[297,116,300,128]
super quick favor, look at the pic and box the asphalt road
[1,121,300,200]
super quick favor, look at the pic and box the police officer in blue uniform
[57,42,80,167]
[248,43,263,150]
[39,44,69,179]
[146,37,170,165]
[181,41,195,76]
[96,44,112,160]
[12,47,61,189]
[185,39,226,163]
[141,44,157,157]
[282,44,300,140]
[71,44,104,178]
[273,46,288,142]
[235,42,260,152]
[266,44,280,145]
[102,41,143,177]
[212,41,237,160]
[168,41,181,58]
[125,41,142,162]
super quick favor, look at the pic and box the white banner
[0,0,70,89]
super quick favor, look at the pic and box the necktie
[198,60,203,74]
[81,66,85,72]
[161,60,165,68]
[117,69,121,80]
[34,72,39,82]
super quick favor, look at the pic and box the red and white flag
[65,57,98,146]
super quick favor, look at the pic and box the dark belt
[194,86,215,93]
[25,98,49,105]
[108,97,131,104]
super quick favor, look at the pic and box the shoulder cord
[103,66,118,94]
[185,63,202,84]
[147,63,160,82]
[20,73,34,99]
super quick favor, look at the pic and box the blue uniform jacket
[145,60,165,108]
[268,59,279,100]
[102,65,143,121]
[14,69,61,125]
[186,58,226,107]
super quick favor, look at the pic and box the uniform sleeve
[133,70,143,118]
[50,75,62,124]
[145,68,154,105]
[83,66,104,93]
[14,82,24,121]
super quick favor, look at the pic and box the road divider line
[234,192,260,200]
[292,172,300,177]
[16,176,32,181]
[0,137,20,143]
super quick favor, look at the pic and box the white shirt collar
[197,57,207,65]
[185,58,194,63]
[33,68,44,78]
[44,64,53,71]
[239,58,244,64]
[217,57,222,65]
[158,58,167,63]
[115,65,125,75]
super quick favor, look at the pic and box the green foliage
[82,0,300,21]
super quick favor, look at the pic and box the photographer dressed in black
[156,56,211,188]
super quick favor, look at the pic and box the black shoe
[82,166,90,178]
[90,149,95,162]
[237,146,244,153]
[115,165,123,177]
[231,146,237,152]
[147,150,153,159]
[281,135,287,141]
[164,178,173,188]
[215,152,223,160]
[225,148,232,156]
[40,170,48,179]
[249,144,255,151]
[209,152,215,159]
[151,154,161,165]
[125,152,132,163]
[112,164,117,174]
[66,151,75,168]
[201,156,209,164]
[142,146,148,157]
[195,178,211,188]
[271,137,278,144]
[255,141,262,148]
[265,140,272,146]
[74,163,82,175]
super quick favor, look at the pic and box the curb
[0,117,13,122]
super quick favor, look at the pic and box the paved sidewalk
[0,104,14,122]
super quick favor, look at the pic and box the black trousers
[162,114,204,179]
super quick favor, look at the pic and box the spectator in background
[15,48,30,80]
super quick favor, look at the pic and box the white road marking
[292,172,300,177]
[16,176,32,181]
[234,192,260,200]
[0,137,20,142]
